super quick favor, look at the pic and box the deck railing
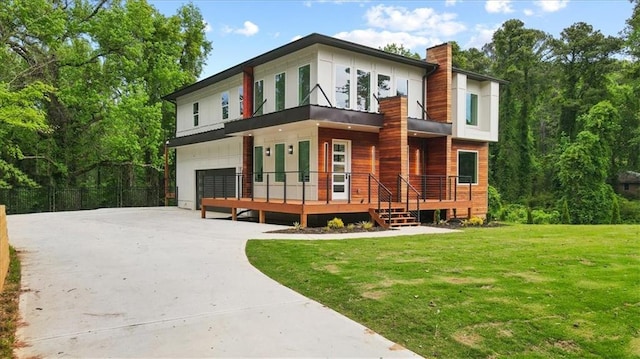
[406,175,473,202]
[397,175,421,222]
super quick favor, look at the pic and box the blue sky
[149,0,634,79]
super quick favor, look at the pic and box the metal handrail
[397,174,421,222]
[368,173,392,216]
[300,84,333,108]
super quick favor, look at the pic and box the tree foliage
[0,0,211,188]
[380,43,421,59]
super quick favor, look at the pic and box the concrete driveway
[8,207,425,358]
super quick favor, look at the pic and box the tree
[0,0,211,188]
[551,22,623,139]
[451,41,491,74]
[380,43,421,59]
[485,19,551,202]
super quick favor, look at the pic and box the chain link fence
[0,187,173,215]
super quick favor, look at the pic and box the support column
[242,67,254,199]
[378,96,408,201]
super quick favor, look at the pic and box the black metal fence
[0,187,170,215]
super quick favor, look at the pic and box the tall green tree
[380,43,421,59]
[0,0,211,188]
[485,19,551,202]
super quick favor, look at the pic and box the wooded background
[1,0,638,223]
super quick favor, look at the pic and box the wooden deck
[200,197,472,227]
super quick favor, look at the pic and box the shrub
[561,198,571,224]
[357,221,374,230]
[619,197,640,223]
[499,204,528,223]
[463,216,484,226]
[433,209,441,224]
[487,185,502,222]
[531,209,560,224]
[611,195,621,224]
[292,221,303,230]
[347,223,356,230]
[327,217,344,229]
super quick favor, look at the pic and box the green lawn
[246,225,640,358]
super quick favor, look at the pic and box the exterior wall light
[266,147,271,156]
[288,145,294,155]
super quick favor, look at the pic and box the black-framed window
[458,151,478,184]
[254,80,264,116]
[357,69,370,111]
[299,64,310,105]
[275,144,285,182]
[335,65,350,108]
[193,102,199,126]
[298,140,310,182]
[466,93,478,126]
[377,74,391,99]
[221,92,229,120]
[275,72,285,111]
[254,146,263,182]
[396,77,408,96]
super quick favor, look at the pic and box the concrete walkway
[8,208,448,358]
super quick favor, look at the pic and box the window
[254,146,263,182]
[458,151,478,184]
[299,64,310,105]
[275,143,285,182]
[298,140,310,182]
[623,183,630,191]
[239,86,244,116]
[254,80,264,116]
[335,65,350,108]
[221,91,229,120]
[377,74,391,99]
[275,72,286,111]
[466,93,478,125]
[356,69,370,111]
[396,77,408,96]
[193,102,199,126]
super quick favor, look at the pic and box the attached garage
[196,168,237,210]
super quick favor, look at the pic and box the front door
[332,140,350,200]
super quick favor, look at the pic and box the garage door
[196,168,237,210]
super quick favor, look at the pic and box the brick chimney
[426,43,452,124]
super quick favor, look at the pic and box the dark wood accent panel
[451,139,489,217]
[318,127,379,203]
[242,67,253,119]
[426,43,451,124]
[378,96,408,199]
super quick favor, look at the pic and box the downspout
[422,64,438,121]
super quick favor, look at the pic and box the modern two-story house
[163,33,503,227]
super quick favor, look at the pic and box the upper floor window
[357,69,370,111]
[396,78,408,97]
[458,150,478,184]
[239,86,244,116]
[299,64,310,105]
[466,93,478,126]
[193,102,199,126]
[221,92,229,120]
[377,74,391,99]
[335,65,350,108]
[275,72,286,111]
[254,80,264,116]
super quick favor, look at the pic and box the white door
[332,140,350,200]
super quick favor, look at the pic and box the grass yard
[246,225,640,358]
[1,247,21,359]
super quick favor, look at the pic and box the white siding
[175,137,243,209]
[175,74,243,137]
[451,73,499,142]
[252,126,319,200]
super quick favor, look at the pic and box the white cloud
[364,5,465,36]
[333,29,441,55]
[485,0,514,14]
[534,0,569,12]
[223,21,259,36]
[445,0,458,6]
[465,24,500,49]
[523,8,534,16]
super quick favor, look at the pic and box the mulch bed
[267,226,389,234]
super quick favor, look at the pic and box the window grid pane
[221,92,229,120]
[396,78,408,96]
[357,70,370,111]
[254,146,263,182]
[298,140,310,182]
[335,65,350,108]
[275,72,285,111]
[275,144,285,182]
[466,93,478,125]
[377,74,391,99]
[254,80,264,116]
[458,151,478,184]
[299,65,310,106]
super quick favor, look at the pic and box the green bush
[347,223,356,230]
[487,185,502,222]
[531,209,560,224]
[327,217,344,229]
[463,216,484,226]
[619,197,640,223]
[561,198,571,224]
[357,221,374,230]
[499,204,528,223]
[611,195,621,224]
